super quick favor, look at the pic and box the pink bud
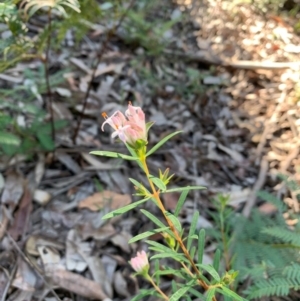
[130,250,149,273]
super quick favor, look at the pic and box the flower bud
[130,250,149,275]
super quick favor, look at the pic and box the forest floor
[0,0,300,300]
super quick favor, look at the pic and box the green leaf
[198,229,206,264]
[198,264,220,282]
[153,268,185,279]
[217,287,246,301]
[150,252,188,263]
[146,121,154,133]
[190,246,196,260]
[131,289,155,301]
[0,132,21,146]
[146,131,182,156]
[163,186,206,193]
[174,189,189,217]
[187,211,199,250]
[140,209,167,229]
[90,150,138,160]
[129,178,151,195]
[169,286,191,301]
[189,287,205,299]
[37,131,55,150]
[213,249,221,272]
[169,280,195,301]
[128,227,169,243]
[149,174,166,191]
[146,240,176,255]
[125,144,144,170]
[206,288,216,301]
[165,211,182,232]
[102,197,150,220]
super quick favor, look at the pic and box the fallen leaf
[78,191,131,211]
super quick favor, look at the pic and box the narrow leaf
[174,190,189,217]
[163,186,206,193]
[169,286,191,301]
[102,197,150,220]
[206,288,216,301]
[190,246,196,261]
[131,289,155,301]
[169,280,195,301]
[90,150,138,160]
[129,178,151,195]
[128,227,169,243]
[187,211,199,250]
[198,229,205,264]
[146,131,182,157]
[146,240,176,255]
[149,175,166,191]
[151,253,188,263]
[140,209,167,229]
[198,264,220,282]
[165,211,182,232]
[213,249,221,272]
[189,287,205,299]
[217,287,246,301]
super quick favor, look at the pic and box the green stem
[139,155,216,300]
[145,275,169,301]
[220,209,230,271]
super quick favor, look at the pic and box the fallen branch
[164,49,300,70]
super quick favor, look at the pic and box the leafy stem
[140,155,216,300]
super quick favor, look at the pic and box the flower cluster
[101,103,147,148]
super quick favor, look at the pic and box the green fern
[232,184,300,299]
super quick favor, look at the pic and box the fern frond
[21,0,80,17]
[246,277,296,299]
[283,263,300,282]
[262,226,300,247]
[257,190,287,212]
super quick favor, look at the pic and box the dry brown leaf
[258,202,278,215]
[110,231,132,253]
[0,269,9,299]
[78,223,116,241]
[113,271,130,298]
[1,171,24,211]
[8,186,32,240]
[66,229,88,272]
[78,191,131,211]
[41,245,110,301]
[12,258,36,292]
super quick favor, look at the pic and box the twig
[0,263,17,301]
[255,90,286,164]
[72,0,136,143]
[44,7,56,145]
[1,225,62,301]
[163,49,300,70]
[242,158,268,218]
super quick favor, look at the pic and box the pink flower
[130,250,149,274]
[101,103,147,147]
